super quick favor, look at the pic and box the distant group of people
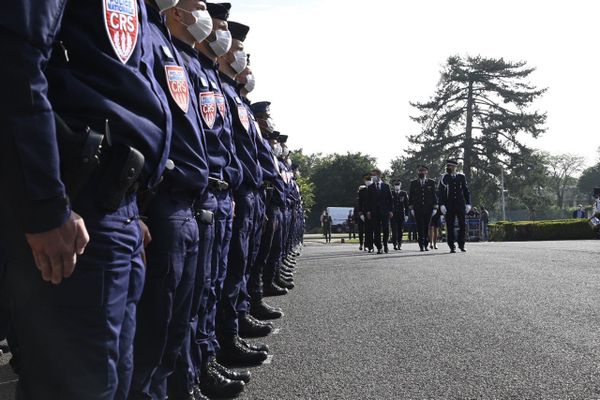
[350,160,476,254]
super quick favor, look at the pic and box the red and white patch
[199,92,217,129]
[165,66,189,113]
[237,106,250,133]
[103,0,139,64]
[215,93,226,120]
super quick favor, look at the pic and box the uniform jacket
[147,6,208,196]
[392,190,410,216]
[358,186,369,214]
[366,181,393,215]
[408,178,439,211]
[220,74,262,190]
[1,0,172,232]
[438,173,471,209]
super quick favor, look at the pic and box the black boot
[263,283,289,297]
[237,335,270,353]
[239,313,273,338]
[276,276,295,290]
[198,362,245,399]
[209,359,251,383]
[217,336,268,367]
[250,299,284,320]
[192,387,210,400]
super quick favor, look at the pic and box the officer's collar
[198,51,219,69]
[219,71,238,88]
[171,36,197,56]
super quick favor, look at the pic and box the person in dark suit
[439,159,472,253]
[390,180,409,250]
[408,165,439,251]
[573,205,586,219]
[366,169,394,254]
[358,174,373,252]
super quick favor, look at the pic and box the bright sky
[229,0,600,170]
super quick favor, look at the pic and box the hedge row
[489,219,596,241]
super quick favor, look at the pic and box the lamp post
[501,168,507,221]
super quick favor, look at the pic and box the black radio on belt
[55,114,144,211]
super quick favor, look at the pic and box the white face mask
[187,10,213,43]
[286,158,292,168]
[230,50,247,74]
[209,30,232,57]
[273,143,283,158]
[244,74,256,92]
[395,185,401,191]
[365,179,373,187]
[156,0,178,12]
[282,147,290,158]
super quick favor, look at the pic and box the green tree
[543,153,586,208]
[577,163,600,200]
[295,174,315,214]
[308,152,376,229]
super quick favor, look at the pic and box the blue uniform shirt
[220,74,263,190]
[196,53,242,190]
[0,0,171,233]
[146,5,208,195]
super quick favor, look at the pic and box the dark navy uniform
[0,0,171,398]
[391,188,409,250]
[439,172,471,251]
[217,69,264,341]
[409,178,439,251]
[358,184,372,251]
[366,180,393,253]
[130,4,210,399]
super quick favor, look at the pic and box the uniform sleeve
[437,178,447,208]
[222,122,243,190]
[408,183,415,209]
[463,175,471,205]
[0,3,71,233]
[403,193,410,214]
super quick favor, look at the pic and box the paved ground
[2,240,600,399]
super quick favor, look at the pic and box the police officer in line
[366,169,394,254]
[167,3,247,399]
[358,174,374,252]
[390,180,410,251]
[1,0,174,398]
[439,159,472,253]
[129,1,211,399]
[249,105,291,302]
[217,20,274,363]
[409,165,439,252]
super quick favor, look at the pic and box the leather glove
[440,205,447,215]
[466,205,472,214]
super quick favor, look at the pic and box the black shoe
[450,248,456,253]
[209,359,251,384]
[425,247,429,251]
[359,245,363,251]
[239,314,272,338]
[377,249,382,254]
[384,246,389,254]
[199,362,245,399]
[237,336,269,353]
[192,387,210,400]
[283,260,295,269]
[393,245,397,250]
[263,283,288,297]
[250,299,284,320]
[276,277,295,290]
[218,337,268,367]
[460,247,466,252]
[368,248,374,253]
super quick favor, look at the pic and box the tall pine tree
[409,56,547,186]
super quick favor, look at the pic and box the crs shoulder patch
[199,91,217,129]
[165,65,189,113]
[103,0,139,64]
[215,93,226,120]
[237,106,250,133]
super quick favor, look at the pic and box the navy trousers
[263,207,284,287]
[129,191,199,400]
[252,203,280,298]
[1,188,144,400]
[216,188,256,337]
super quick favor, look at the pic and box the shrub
[489,219,595,241]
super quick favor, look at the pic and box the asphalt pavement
[2,240,600,399]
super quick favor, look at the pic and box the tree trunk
[463,77,474,181]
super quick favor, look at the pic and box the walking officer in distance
[408,165,439,252]
[439,159,472,253]
[358,174,373,252]
[390,180,409,251]
[366,169,393,254]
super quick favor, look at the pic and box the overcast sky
[228,0,599,170]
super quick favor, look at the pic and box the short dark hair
[371,168,382,175]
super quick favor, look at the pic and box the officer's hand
[26,211,89,285]
[389,212,394,219]
[466,205,472,214]
[367,212,372,220]
[441,205,447,215]
[138,220,152,267]
[431,209,437,217]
